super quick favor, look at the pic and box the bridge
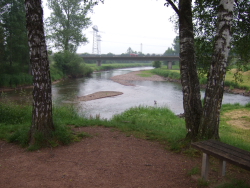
[81,55,180,66]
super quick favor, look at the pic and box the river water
[52,67,250,119]
[2,67,250,119]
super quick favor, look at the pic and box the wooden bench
[191,139,250,180]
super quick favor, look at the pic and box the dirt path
[1,127,249,188]
[0,127,200,188]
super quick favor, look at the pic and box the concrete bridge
[81,55,180,66]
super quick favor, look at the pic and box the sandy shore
[110,70,166,86]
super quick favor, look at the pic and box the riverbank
[110,70,250,96]
[110,70,166,86]
[1,69,249,101]
[0,79,64,93]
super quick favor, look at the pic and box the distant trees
[163,36,180,68]
[0,0,29,74]
[126,47,134,55]
[46,0,94,53]
[172,36,180,55]
[45,0,95,79]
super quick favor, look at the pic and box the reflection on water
[2,67,250,119]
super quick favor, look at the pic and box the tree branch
[165,0,180,17]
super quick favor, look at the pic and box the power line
[101,40,170,48]
[103,32,175,41]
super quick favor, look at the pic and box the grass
[215,179,250,188]
[1,101,250,151]
[187,166,200,176]
[219,103,250,151]
[151,67,181,80]
[226,69,250,89]
[87,63,152,72]
[0,102,94,149]
[136,70,153,77]
[110,106,187,150]
[150,67,250,91]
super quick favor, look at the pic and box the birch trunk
[179,0,202,140]
[25,0,54,144]
[200,0,234,139]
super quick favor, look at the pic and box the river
[2,67,250,119]
[52,67,250,119]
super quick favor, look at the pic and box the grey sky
[43,0,177,55]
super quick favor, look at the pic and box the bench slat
[192,140,250,171]
[208,139,250,157]
[201,140,250,161]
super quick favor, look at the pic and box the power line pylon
[92,25,99,54]
[97,35,102,54]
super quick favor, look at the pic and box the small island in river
[77,91,123,101]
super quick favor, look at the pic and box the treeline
[0,0,92,88]
[0,0,31,87]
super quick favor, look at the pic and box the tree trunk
[25,0,54,145]
[199,0,233,139]
[179,0,202,140]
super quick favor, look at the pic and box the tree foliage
[46,0,94,53]
[153,61,162,68]
[193,0,250,77]
[172,35,180,55]
[0,0,29,74]
[53,51,92,77]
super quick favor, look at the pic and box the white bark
[200,0,234,139]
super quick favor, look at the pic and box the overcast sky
[42,0,178,55]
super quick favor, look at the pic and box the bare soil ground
[1,127,250,188]
[0,127,198,188]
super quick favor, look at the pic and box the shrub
[153,61,162,68]
[0,73,32,87]
[53,51,93,77]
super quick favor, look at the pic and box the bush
[53,51,93,78]
[151,68,180,79]
[50,65,64,81]
[0,73,32,87]
[153,61,162,68]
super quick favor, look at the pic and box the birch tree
[25,0,54,144]
[166,0,203,139]
[165,0,234,140]
[199,0,234,139]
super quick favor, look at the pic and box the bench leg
[201,153,210,180]
[219,160,226,177]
